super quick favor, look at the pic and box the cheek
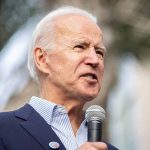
[46,54,64,76]
[63,52,84,72]
[47,53,77,78]
[98,62,105,79]
[101,63,105,73]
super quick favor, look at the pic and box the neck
[40,85,85,135]
[67,103,85,135]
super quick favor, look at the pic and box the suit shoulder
[0,111,16,137]
[0,111,15,124]
[0,111,14,119]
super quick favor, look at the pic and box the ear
[34,48,49,74]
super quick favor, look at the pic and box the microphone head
[85,105,105,122]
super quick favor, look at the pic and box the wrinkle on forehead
[53,14,102,37]
[51,14,104,48]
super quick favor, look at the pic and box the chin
[73,85,100,101]
[78,91,99,102]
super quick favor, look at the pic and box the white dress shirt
[29,96,87,150]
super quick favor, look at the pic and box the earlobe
[34,48,49,74]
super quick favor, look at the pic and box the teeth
[86,75,93,79]
[84,74,96,79]
[82,74,97,80]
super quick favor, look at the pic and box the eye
[74,45,85,49]
[95,48,105,58]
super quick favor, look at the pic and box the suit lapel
[15,104,66,150]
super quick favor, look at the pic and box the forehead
[53,14,103,44]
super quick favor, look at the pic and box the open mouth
[81,73,97,80]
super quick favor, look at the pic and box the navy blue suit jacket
[0,104,118,150]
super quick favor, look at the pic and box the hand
[77,142,108,150]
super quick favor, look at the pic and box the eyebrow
[72,38,107,52]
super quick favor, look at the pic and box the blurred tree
[0,0,44,49]
[0,0,150,59]
[100,0,150,59]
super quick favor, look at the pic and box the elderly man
[0,6,118,150]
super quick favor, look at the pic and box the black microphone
[85,105,105,142]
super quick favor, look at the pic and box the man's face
[45,15,105,102]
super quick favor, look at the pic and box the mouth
[81,73,98,81]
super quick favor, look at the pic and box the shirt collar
[29,96,67,124]
[29,96,87,127]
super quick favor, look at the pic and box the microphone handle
[87,120,102,142]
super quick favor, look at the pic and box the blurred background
[0,0,150,150]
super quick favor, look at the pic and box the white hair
[27,6,97,81]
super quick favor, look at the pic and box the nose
[84,49,99,68]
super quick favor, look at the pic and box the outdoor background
[0,0,150,150]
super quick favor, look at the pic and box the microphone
[85,105,105,142]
